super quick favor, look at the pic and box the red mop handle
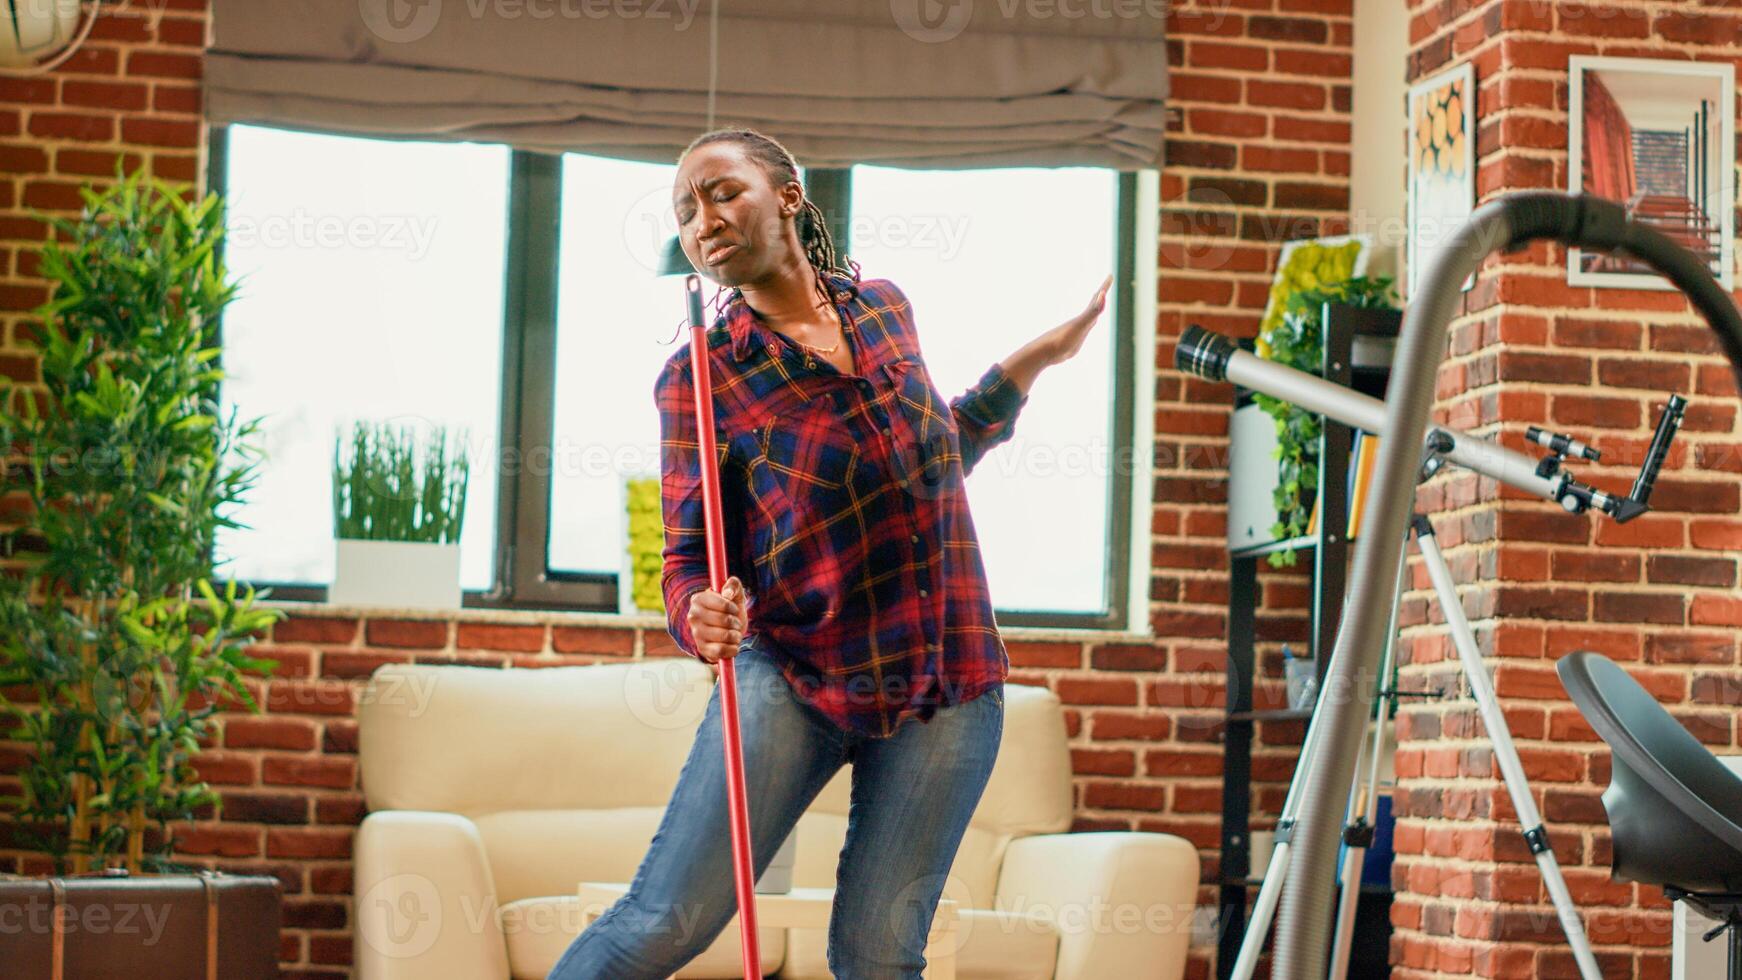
[684,275,761,977]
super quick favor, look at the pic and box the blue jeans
[547,636,1004,980]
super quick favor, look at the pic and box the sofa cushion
[792,683,1073,840]
[778,906,1059,980]
[790,809,1009,912]
[358,662,1073,841]
[475,808,667,905]
[498,895,785,979]
[359,660,714,816]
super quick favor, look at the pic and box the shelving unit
[1213,303,1402,979]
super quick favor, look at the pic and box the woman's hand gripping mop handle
[684,274,762,977]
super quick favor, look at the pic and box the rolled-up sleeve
[950,362,1028,475]
[654,360,715,658]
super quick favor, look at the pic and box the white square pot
[754,825,800,894]
[330,539,462,611]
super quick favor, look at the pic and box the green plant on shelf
[625,476,664,613]
[332,420,470,543]
[1254,272,1398,567]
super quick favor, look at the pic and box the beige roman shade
[203,0,1168,170]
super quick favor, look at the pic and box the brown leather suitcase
[0,868,282,979]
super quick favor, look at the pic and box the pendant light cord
[706,0,719,131]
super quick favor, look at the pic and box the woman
[548,128,1109,979]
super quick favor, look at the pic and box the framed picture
[1569,56,1735,290]
[1407,62,1476,299]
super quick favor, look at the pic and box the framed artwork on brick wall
[1569,55,1735,291]
[1406,61,1476,300]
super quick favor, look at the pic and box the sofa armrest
[355,811,511,980]
[995,831,1199,980]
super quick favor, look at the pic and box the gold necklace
[789,296,845,354]
[791,332,842,355]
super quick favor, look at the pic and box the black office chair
[1557,651,1742,979]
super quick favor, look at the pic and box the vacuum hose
[1269,192,1742,978]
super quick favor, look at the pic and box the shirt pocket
[882,357,960,499]
[752,395,859,495]
[744,396,861,618]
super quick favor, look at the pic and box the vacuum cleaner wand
[683,274,763,977]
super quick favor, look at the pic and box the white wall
[1350,0,1410,280]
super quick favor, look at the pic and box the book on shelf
[1347,431,1379,539]
[1302,429,1379,541]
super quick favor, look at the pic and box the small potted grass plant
[329,420,470,609]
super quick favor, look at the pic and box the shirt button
[910,534,920,543]
[919,589,929,597]
[881,427,892,437]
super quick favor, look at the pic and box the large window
[546,155,689,583]
[210,126,1136,628]
[211,124,510,595]
[847,166,1123,616]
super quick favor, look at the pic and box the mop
[682,273,762,977]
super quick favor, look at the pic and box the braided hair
[678,128,863,318]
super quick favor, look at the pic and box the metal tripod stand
[1230,443,1603,980]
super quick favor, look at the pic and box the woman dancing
[548,128,1109,980]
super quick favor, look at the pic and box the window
[210,125,511,598]
[846,166,1128,620]
[210,127,1136,628]
[546,154,689,585]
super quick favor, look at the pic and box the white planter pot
[331,539,462,611]
[753,825,800,894]
[1227,401,1285,550]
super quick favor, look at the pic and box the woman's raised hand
[686,576,746,664]
[1044,274,1112,364]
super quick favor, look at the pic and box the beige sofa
[353,658,1198,979]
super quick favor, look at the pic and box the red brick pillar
[1395,2,1742,976]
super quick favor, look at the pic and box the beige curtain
[204,0,1168,170]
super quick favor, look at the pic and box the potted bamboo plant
[0,170,285,972]
[330,420,470,610]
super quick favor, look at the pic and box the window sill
[256,598,1151,644]
[999,624,1153,645]
[257,597,668,630]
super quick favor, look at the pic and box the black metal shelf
[1227,707,1315,723]
[1228,534,1317,559]
[1222,874,1394,896]
[1214,302,1402,980]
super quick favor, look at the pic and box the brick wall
[1392,2,1742,977]
[1151,0,1355,975]
[0,0,1357,977]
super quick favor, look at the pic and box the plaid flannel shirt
[655,273,1024,738]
